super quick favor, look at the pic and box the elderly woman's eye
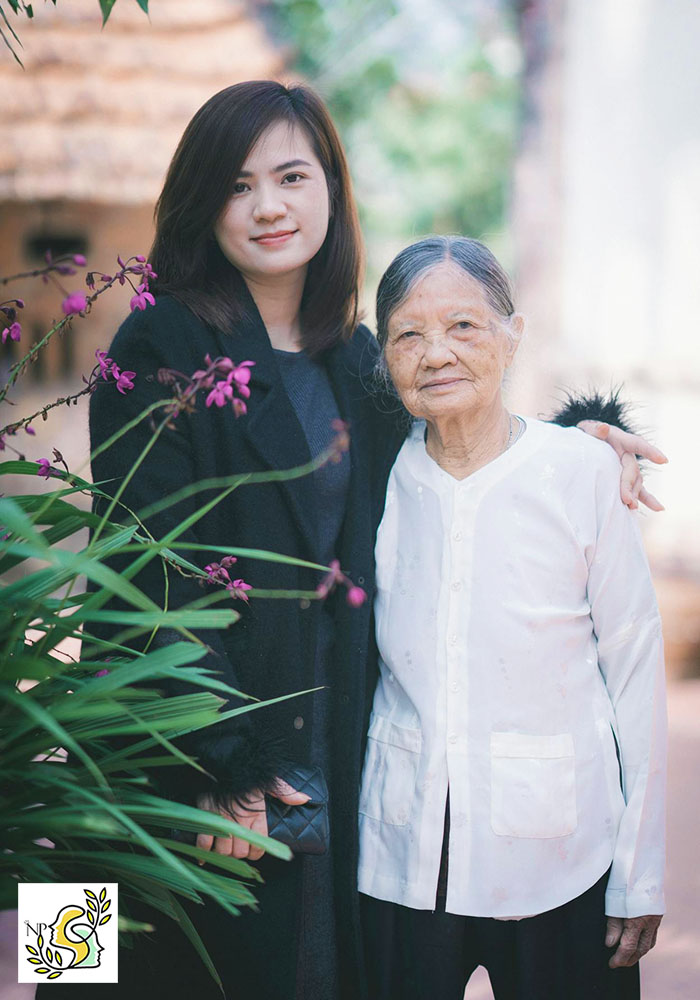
[398,330,418,340]
[455,321,473,331]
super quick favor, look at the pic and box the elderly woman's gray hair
[375,236,516,349]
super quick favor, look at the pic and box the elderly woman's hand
[577,420,668,511]
[606,914,662,967]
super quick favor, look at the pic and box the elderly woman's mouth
[420,377,468,390]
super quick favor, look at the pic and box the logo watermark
[17,883,118,983]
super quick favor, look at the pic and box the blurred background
[1,0,698,996]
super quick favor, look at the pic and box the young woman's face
[214,120,331,283]
[384,262,522,423]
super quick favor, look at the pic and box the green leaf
[117,915,154,933]
[166,542,328,573]
[134,0,149,14]
[99,0,118,27]
[77,608,239,629]
[155,838,262,882]
[167,893,221,989]
[0,12,24,67]
[0,460,93,492]
[0,525,139,607]
[0,498,49,553]
[0,516,90,575]
[4,689,106,788]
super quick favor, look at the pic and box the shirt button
[453,531,462,541]
[450,682,459,693]
[448,733,457,744]
[451,581,461,592]
[417,486,423,494]
[358,576,365,585]
[293,716,304,730]
[450,634,457,645]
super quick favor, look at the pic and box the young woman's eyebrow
[237,159,313,178]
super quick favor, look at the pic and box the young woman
[81,82,662,1000]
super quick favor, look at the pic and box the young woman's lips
[252,230,297,247]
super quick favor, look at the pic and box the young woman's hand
[606,914,662,967]
[577,420,668,511]
[196,779,310,862]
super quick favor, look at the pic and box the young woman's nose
[253,183,287,224]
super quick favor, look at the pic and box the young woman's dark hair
[150,80,363,356]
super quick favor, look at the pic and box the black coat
[88,293,403,1000]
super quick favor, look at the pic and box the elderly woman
[358,237,666,1000]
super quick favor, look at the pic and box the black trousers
[360,806,640,1000]
[361,871,640,1000]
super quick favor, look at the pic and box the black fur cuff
[159,721,285,809]
[550,387,635,434]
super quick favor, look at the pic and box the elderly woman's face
[384,262,521,422]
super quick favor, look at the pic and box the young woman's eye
[232,181,250,195]
[282,173,304,184]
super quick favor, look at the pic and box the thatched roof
[0,0,284,203]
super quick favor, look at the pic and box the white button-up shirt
[358,418,666,919]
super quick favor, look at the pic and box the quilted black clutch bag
[267,764,329,856]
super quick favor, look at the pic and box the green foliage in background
[1,0,148,64]
[268,0,521,274]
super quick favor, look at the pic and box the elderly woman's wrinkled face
[384,262,521,423]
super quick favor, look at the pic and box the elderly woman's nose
[421,332,458,367]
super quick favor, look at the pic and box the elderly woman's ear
[504,313,525,367]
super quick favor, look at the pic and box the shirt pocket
[490,731,577,839]
[359,716,422,827]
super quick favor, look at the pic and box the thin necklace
[505,413,525,451]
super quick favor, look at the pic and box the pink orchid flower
[227,579,252,602]
[205,380,234,408]
[2,322,22,344]
[129,284,156,312]
[114,370,136,394]
[61,292,88,316]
